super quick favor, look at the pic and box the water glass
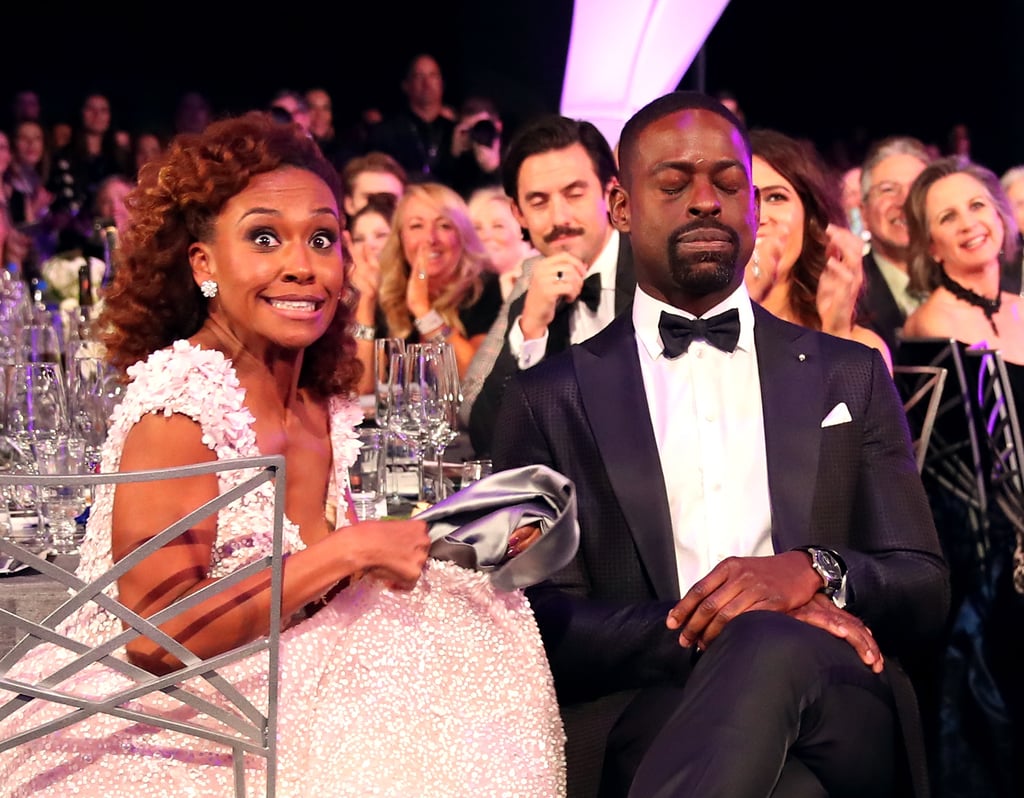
[34,435,88,554]
[460,459,493,488]
[349,427,387,521]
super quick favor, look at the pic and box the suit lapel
[752,305,823,548]
[575,315,680,600]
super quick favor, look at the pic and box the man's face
[610,108,757,307]
[511,143,613,266]
[862,153,927,256]
[404,56,443,107]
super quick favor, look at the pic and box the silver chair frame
[0,454,286,797]
[893,364,948,475]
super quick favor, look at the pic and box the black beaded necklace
[939,268,1001,336]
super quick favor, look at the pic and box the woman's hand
[341,518,430,591]
[347,236,381,306]
[817,225,865,337]
[405,245,432,320]
[505,523,542,559]
[744,235,782,302]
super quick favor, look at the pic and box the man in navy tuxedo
[491,92,949,798]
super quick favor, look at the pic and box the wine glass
[68,354,121,472]
[395,342,460,502]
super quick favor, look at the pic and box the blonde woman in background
[467,186,537,300]
[377,182,503,377]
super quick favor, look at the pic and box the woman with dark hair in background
[745,128,892,370]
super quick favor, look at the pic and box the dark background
[5,0,1023,174]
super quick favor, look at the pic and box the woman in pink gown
[0,112,566,797]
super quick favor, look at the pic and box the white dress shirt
[633,283,774,596]
[509,229,620,369]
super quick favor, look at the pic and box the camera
[469,118,498,147]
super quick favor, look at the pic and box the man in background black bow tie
[463,115,636,457]
[491,92,948,798]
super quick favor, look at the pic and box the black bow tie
[658,309,741,357]
[576,273,602,313]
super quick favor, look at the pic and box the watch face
[812,548,841,579]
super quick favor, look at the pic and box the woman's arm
[113,412,429,675]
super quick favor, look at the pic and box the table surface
[0,554,80,657]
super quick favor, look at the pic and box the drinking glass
[2,361,70,551]
[33,435,88,554]
[393,342,460,502]
[373,337,405,507]
[348,427,387,521]
[460,459,493,488]
[68,354,121,472]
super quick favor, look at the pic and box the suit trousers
[603,611,896,798]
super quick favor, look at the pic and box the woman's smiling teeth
[267,298,321,311]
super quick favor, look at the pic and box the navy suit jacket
[492,304,948,798]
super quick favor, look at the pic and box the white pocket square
[821,402,852,428]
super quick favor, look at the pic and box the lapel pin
[798,353,806,361]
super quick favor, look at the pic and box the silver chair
[0,454,286,797]
[893,364,948,474]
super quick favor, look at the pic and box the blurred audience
[4,119,54,229]
[347,193,398,395]
[449,95,504,198]
[131,131,164,180]
[269,89,312,135]
[341,151,408,219]
[856,136,933,354]
[172,90,214,135]
[367,53,455,182]
[467,186,536,299]
[305,86,346,167]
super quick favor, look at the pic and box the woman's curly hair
[750,129,848,330]
[99,111,359,398]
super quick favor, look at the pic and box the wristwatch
[795,546,848,609]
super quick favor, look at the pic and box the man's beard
[667,221,740,295]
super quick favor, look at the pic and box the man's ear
[753,186,761,229]
[510,198,528,230]
[189,242,213,288]
[609,183,630,233]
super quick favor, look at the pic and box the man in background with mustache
[492,92,948,797]
[465,115,635,457]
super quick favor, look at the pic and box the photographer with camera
[450,96,505,199]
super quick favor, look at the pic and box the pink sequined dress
[0,341,566,797]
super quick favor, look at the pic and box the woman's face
[398,195,462,283]
[191,167,345,352]
[752,155,805,280]
[13,123,43,167]
[471,196,524,274]
[926,172,1005,274]
[350,210,391,259]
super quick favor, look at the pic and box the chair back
[0,454,286,798]
[892,364,948,474]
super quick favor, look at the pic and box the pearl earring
[200,280,218,299]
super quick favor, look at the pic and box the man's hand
[666,551,883,671]
[519,252,589,339]
[789,594,884,672]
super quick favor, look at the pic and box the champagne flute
[401,342,459,502]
